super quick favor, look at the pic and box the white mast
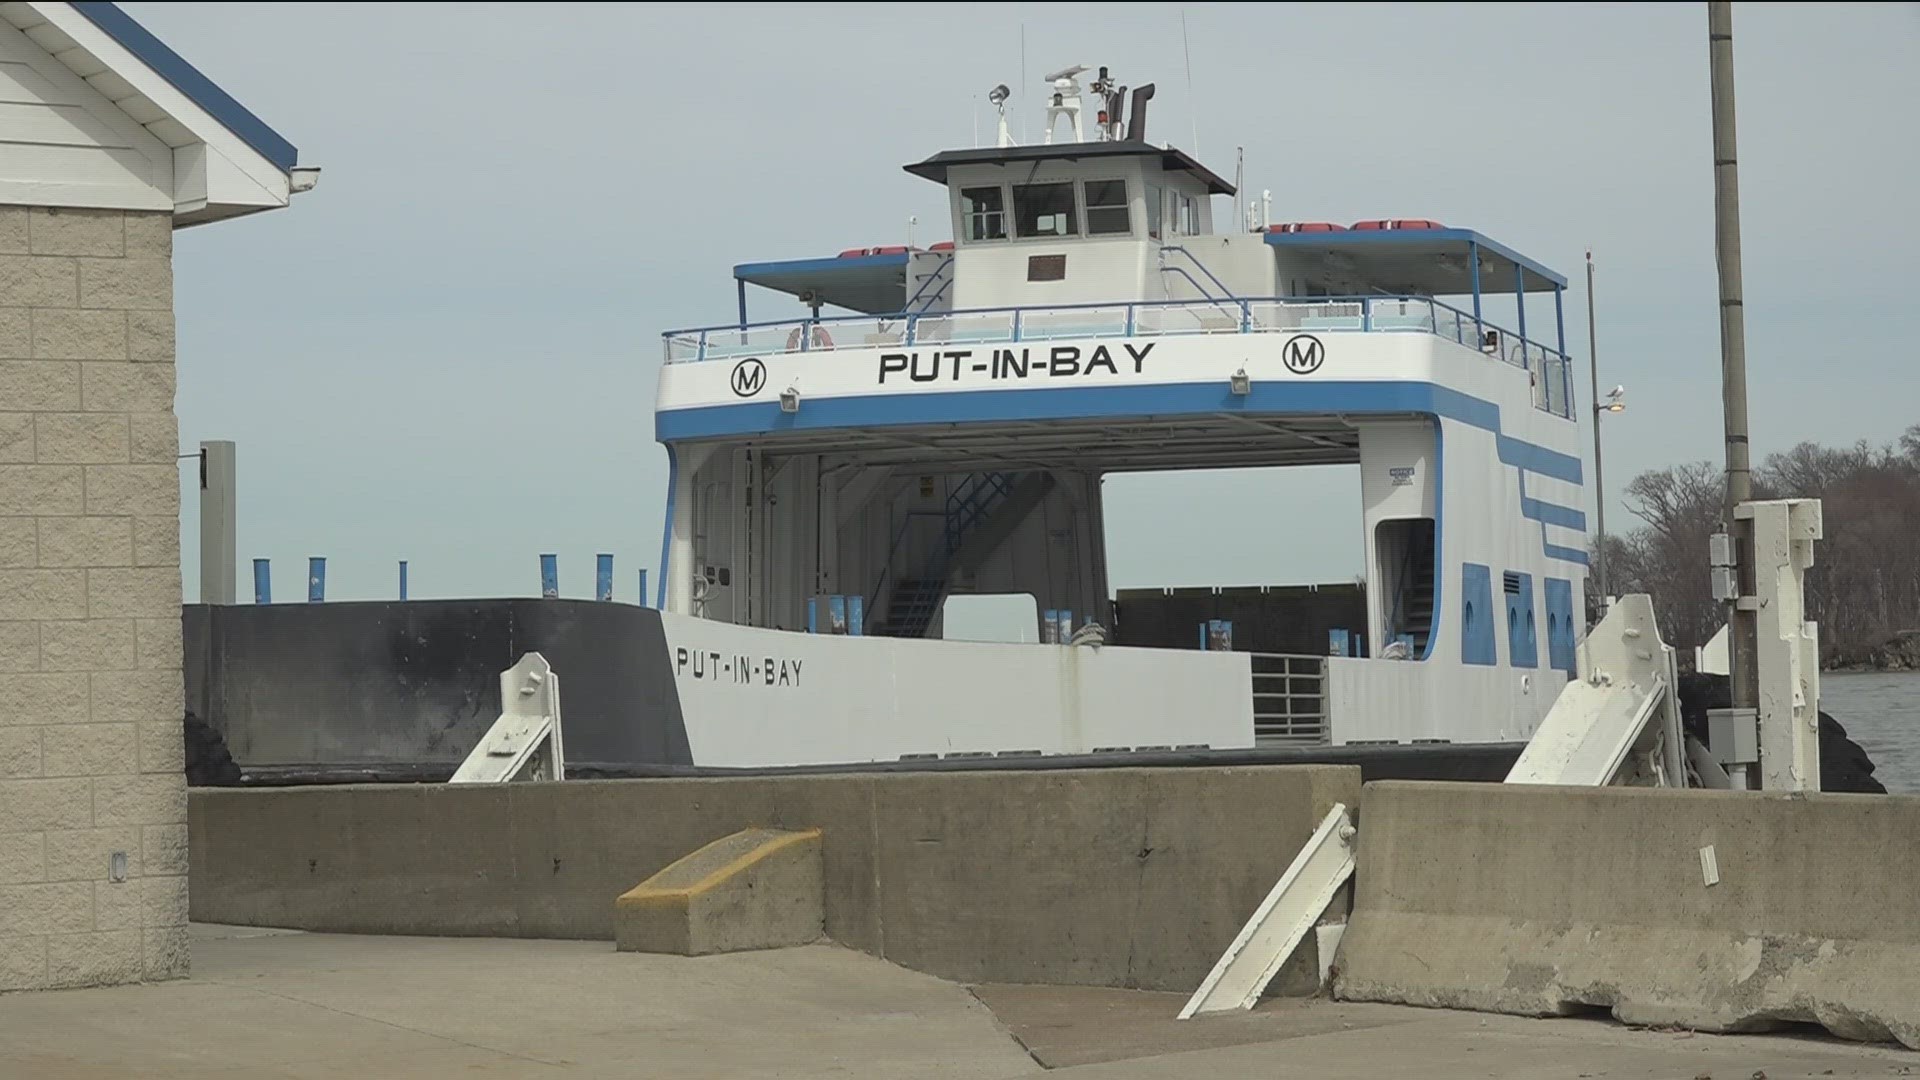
[1234,146,1244,229]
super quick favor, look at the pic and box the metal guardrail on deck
[665,295,1575,418]
[1250,653,1329,746]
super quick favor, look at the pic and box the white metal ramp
[1506,594,1686,788]
[1178,803,1355,1019]
[1183,597,1687,1023]
[449,652,566,783]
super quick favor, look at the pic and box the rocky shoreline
[1824,631,1920,673]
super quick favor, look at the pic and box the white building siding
[0,20,170,211]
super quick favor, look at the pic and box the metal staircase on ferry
[906,254,953,312]
[1397,529,1437,656]
[1157,246,1244,329]
[879,472,1054,638]
[874,254,954,348]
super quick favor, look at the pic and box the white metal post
[817,470,839,598]
[665,446,711,616]
[198,440,236,605]
[1737,498,1823,791]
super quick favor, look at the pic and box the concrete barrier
[190,765,1358,992]
[1334,782,1920,1049]
[615,827,823,955]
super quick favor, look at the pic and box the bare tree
[1598,428,1920,665]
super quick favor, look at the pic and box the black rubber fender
[183,710,242,787]
[1677,673,1885,793]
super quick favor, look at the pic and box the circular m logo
[730,358,767,398]
[1282,335,1325,375]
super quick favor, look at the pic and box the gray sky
[127,2,1920,602]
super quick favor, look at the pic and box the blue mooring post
[636,569,648,608]
[398,560,409,601]
[539,554,558,598]
[252,559,270,605]
[595,554,614,602]
[307,558,325,603]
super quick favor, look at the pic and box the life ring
[788,325,834,351]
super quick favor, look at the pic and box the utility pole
[1708,0,1760,783]
[1585,251,1608,600]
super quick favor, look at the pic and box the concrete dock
[1,925,1914,1078]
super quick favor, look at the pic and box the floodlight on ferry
[1229,367,1251,396]
[780,386,800,414]
[990,83,1015,147]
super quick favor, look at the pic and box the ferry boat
[648,67,1588,767]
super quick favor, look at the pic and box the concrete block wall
[191,766,1361,992]
[0,206,187,991]
[1334,781,1920,1050]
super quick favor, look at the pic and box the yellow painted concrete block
[614,827,823,955]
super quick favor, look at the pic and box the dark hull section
[184,600,692,770]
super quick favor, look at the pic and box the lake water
[1823,670,1920,793]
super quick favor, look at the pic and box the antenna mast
[1181,9,1198,152]
[1019,24,1028,144]
[1234,146,1244,228]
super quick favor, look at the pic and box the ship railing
[663,295,1575,417]
[919,308,1016,345]
[663,332,704,363]
[1250,652,1329,746]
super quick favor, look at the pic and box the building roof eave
[8,2,308,224]
[905,141,1235,197]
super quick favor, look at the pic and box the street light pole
[1708,0,1760,784]
[1585,250,1608,600]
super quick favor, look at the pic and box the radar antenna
[1041,64,1088,143]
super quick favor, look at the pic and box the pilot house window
[1173,192,1200,236]
[961,186,1007,241]
[1083,180,1131,235]
[1013,182,1078,238]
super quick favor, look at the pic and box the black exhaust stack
[1126,84,1155,142]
